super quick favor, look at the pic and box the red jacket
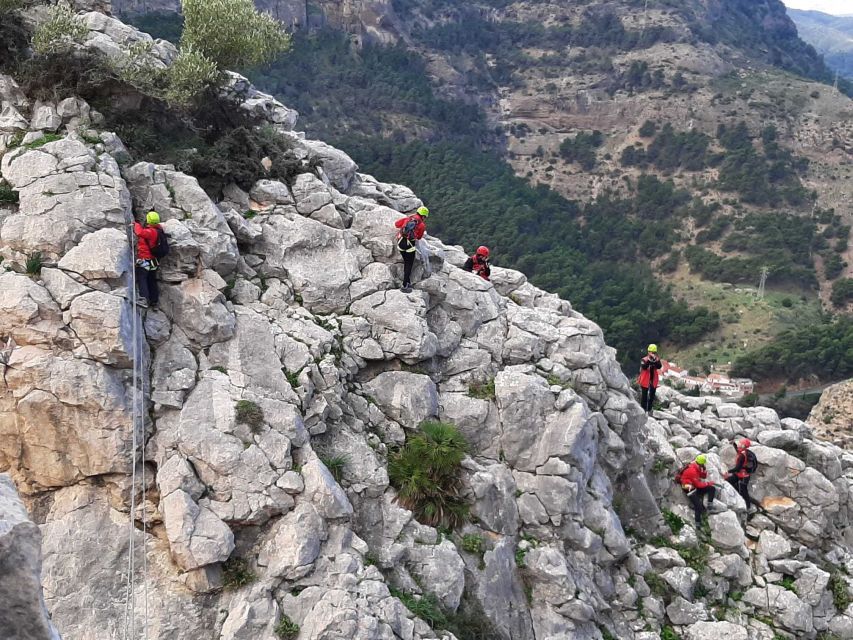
[728,449,752,479]
[394,214,426,250]
[134,222,160,260]
[681,462,713,489]
[637,355,662,388]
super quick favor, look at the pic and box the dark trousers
[727,475,755,510]
[641,385,657,412]
[135,265,159,305]
[400,249,416,288]
[688,485,716,524]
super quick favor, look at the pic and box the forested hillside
[127,0,853,383]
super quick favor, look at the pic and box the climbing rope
[123,228,149,640]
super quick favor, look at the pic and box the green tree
[32,1,88,55]
[831,278,853,308]
[181,0,291,70]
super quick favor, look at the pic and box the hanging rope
[123,224,149,640]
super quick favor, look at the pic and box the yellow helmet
[695,454,707,465]
[647,344,658,353]
[146,211,161,225]
[416,206,429,218]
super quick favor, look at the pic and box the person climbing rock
[638,343,662,414]
[464,246,491,281]
[678,454,724,526]
[725,438,760,518]
[132,210,166,307]
[394,205,428,293]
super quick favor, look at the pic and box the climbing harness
[123,230,149,640]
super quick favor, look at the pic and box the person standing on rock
[679,454,724,527]
[132,211,166,307]
[725,438,760,518]
[638,344,662,414]
[464,245,491,281]
[394,206,429,293]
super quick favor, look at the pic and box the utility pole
[757,266,769,301]
[835,71,840,93]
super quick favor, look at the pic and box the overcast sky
[782,0,853,15]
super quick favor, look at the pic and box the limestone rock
[57,228,130,281]
[363,371,438,428]
[162,489,235,571]
[0,474,61,640]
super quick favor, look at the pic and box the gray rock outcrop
[3,10,853,640]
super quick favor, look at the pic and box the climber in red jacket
[637,343,662,414]
[394,206,428,293]
[133,211,162,307]
[725,438,761,518]
[679,454,722,526]
[464,246,491,281]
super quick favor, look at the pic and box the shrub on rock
[388,421,469,529]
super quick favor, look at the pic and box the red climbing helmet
[739,438,751,449]
[476,245,490,258]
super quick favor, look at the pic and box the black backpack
[743,449,758,474]
[400,216,419,242]
[151,227,170,259]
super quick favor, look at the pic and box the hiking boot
[707,500,727,514]
[401,286,413,294]
[135,297,149,308]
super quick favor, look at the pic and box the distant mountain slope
[789,8,853,79]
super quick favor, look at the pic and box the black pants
[135,265,159,305]
[400,249,416,288]
[641,385,657,412]
[727,475,755,510]
[688,485,716,524]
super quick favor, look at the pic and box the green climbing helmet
[417,206,429,218]
[647,343,658,353]
[146,211,161,225]
[695,454,707,466]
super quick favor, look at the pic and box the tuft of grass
[677,543,711,573]
[283,368,300,388]
[644,571,671,599]
[651,458,670,474]
[7,131,24,148]
[600,627,616,640]
[274,614,299,639]
[467,378,495,400]
[388,421,469,530]
[390,587,448,630]
[0,181,18,204]
[221,557,256,590]
[24,133,62,149]
[211,365,227,374]
[662,509,685,535]
[661,625,681,640]
[242,209,257,219]
[25,251,43,276]
[460,533,485,556]
[779,576,797,594]
[830,571,850,612]
[235,399,264,432]
[319,454,347,483]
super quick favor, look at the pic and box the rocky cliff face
[809,379,853,449]
[3,9,853,640]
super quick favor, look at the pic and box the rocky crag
[3,8,853,640]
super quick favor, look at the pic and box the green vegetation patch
[221,557,257,590]
[388,421,469,529]
[467,378,495,401]
[274,615,299,640]
[235,399,264,431]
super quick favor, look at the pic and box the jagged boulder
[0,474,61,640]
